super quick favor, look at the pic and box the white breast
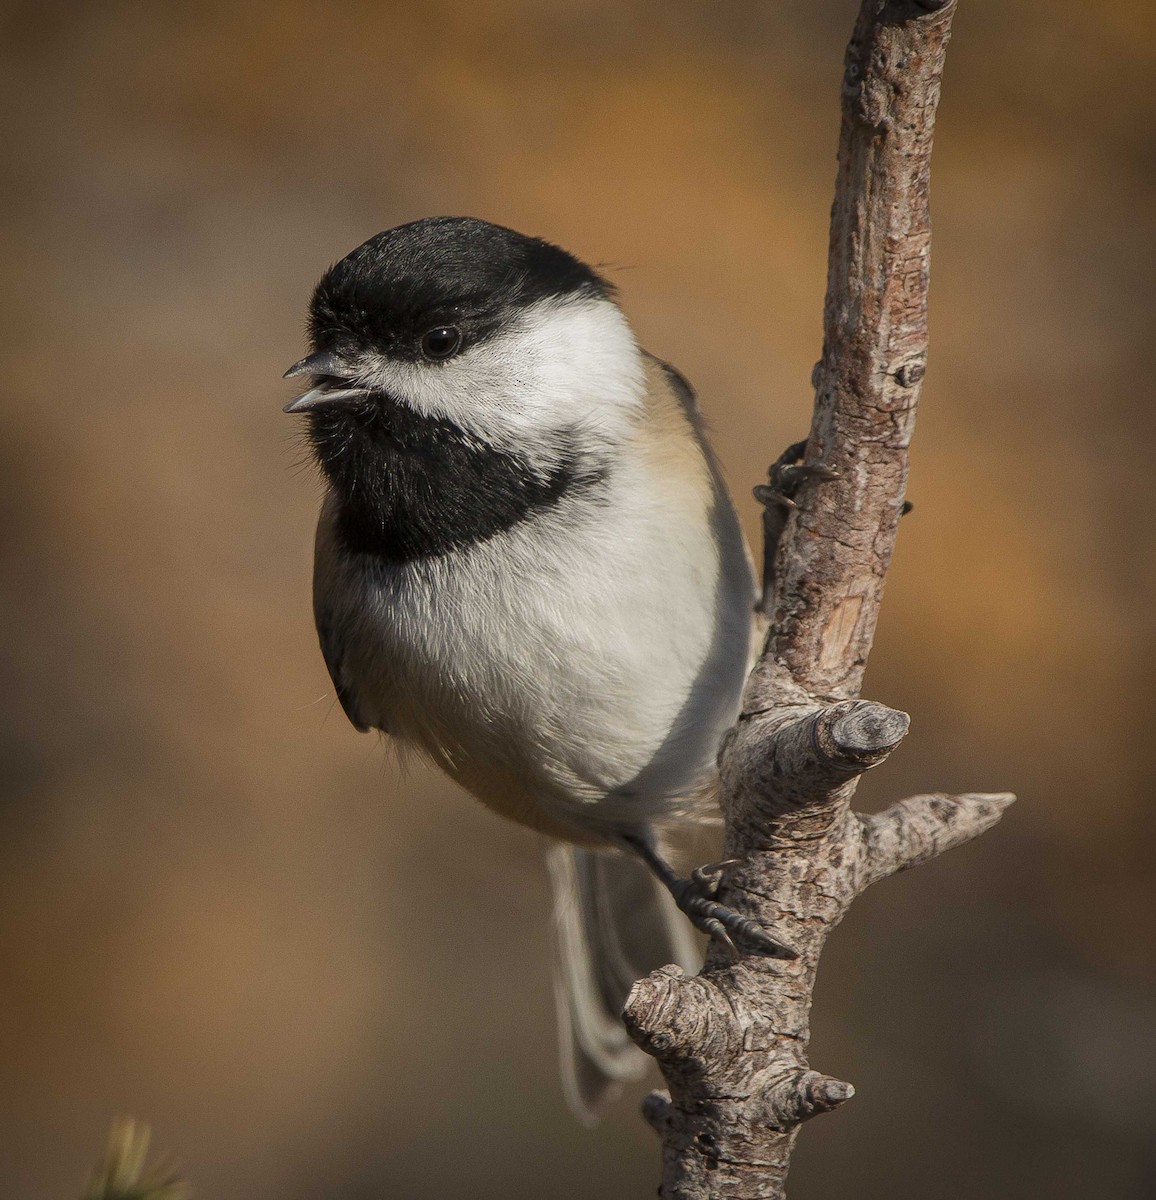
[314,363,756,847]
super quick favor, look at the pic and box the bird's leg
[753,438,841,613]
[619,834,799,961]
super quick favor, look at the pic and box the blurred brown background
[1,1,1154,1197]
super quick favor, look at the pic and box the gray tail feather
[547,843,700,1124]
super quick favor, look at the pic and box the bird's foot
[754,438,841,612]
[690,858,739,898]
[670,864,798,962]
[753,438,840,511]
[620,835,799,961]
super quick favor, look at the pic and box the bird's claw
[691,858,741,898]
[754,438,840,509]
[619,835,799,961]
[671,871,798,961]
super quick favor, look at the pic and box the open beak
[283,384,370,414]
[282,351,370,413]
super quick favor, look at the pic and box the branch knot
[623,967,735,1070]
[724,701,909,833]
[766,1070,856,1130]
[817,700,910,767]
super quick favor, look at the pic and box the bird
[283,216,791,1121]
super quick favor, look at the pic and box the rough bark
[622,3,1014,1196]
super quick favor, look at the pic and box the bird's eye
[420,326,463,360]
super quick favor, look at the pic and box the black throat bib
[308,398,605,563]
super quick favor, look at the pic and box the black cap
[308,216,612,362]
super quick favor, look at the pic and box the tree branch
[623,3,1015,1196]
[858,791,1018,887]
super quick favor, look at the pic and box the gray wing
[312,496,372,734]
[314,606,370,733]
[644,349,762,662]
[645,350,758,601]
[645,351,698,415]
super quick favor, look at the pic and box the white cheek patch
[365,296,646,458]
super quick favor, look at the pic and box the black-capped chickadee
[284,216,786,1121]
